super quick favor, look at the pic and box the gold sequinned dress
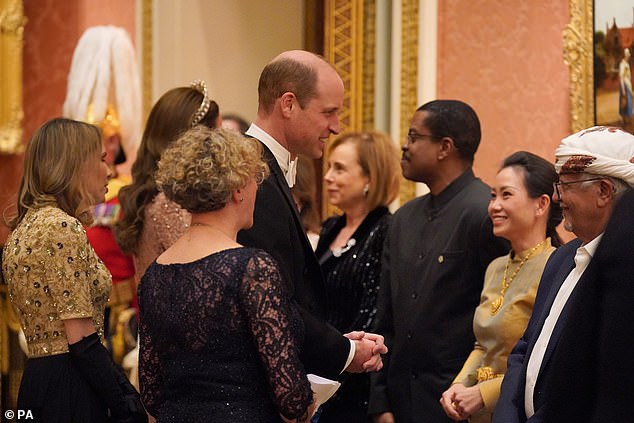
[2,206,112,422]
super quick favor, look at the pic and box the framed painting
[594,0,634,133]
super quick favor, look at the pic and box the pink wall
[1,0,136,243]
[437,1,571,186]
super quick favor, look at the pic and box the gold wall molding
[398,0,418,204]
[324,0,365,132]
[323,0,369,217]
[141,0,153,118]
[563,0,593,133]
[361,0,375,130]
[0,0,26,154]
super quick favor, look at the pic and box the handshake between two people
[344,331,388,373]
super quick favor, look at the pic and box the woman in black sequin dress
[315,132,400,422]
[138,127,315,422]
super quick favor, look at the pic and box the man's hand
[344,331,388,373]
[363,332,388,356]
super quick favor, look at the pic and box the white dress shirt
[524,234,603,417]
[246,123,355,373]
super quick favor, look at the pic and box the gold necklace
[189,222,234,240]
[490,239,547,315]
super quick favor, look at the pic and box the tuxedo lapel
[259,144,315,253]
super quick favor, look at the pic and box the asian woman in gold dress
[440,151,562,423]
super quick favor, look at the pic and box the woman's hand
[440,383,484,421]
[440,384,466,421]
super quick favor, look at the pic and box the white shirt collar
[579,233,602,258]
[246,123,297,187]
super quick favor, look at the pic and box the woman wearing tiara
[116,80,221,278]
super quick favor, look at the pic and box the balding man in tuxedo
[238,50,386,380]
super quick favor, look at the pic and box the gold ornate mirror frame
[563,0,593,133]
[0,0,25,154]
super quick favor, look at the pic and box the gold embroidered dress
[1,205,114,421]
[3,206,111,358]
[452,239,555,423]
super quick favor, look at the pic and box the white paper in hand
[307,374,341,407]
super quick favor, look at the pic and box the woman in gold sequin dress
[116,81,221,278]
[440,152,562,423]
[2,118,146,422]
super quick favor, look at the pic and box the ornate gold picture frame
[563,0,594,133]
[0,0,25,154]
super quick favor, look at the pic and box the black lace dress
[138,247,312,422]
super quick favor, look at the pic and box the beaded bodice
[134,193,191,278]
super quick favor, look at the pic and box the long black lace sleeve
[138,267,165,417]
[240,251,313,420]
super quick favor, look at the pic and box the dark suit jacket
[493,238,582,423]
[369,170,509,423]
[237,143,350,379]
[543,189,634,423]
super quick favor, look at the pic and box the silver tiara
[190,79,211,126]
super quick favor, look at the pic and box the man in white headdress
[493,126,634,423]
[63,25,142,365]
[544,128,634,422]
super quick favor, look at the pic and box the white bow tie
[286,158,297,187]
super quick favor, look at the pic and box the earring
[239,197,244,202]
[363,184,369,197]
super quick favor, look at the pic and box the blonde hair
[9,118,102,229]
[327,131,400,210]
[156,127,269,213]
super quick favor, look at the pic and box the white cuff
[342,339,355,374]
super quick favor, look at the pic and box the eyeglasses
[552,177,604,200]
[406,132,442,144]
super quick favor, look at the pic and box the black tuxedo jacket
[493,238,582,423]
[238,143,350,379]
[543,189,634,423]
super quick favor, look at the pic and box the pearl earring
[363,184,369,197]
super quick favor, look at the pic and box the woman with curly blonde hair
[138,127,316,422]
